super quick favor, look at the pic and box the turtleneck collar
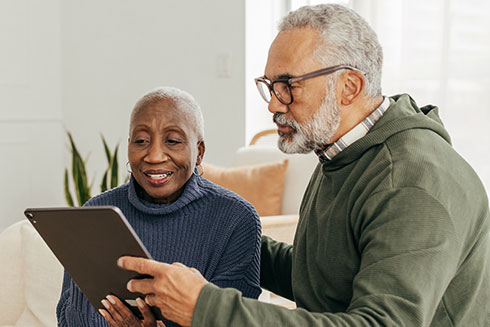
[127,173,206,215]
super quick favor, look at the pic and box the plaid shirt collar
[315,97,391,161]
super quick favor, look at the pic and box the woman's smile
[143,169,174,186]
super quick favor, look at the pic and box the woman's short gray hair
[279,4,383,97]
[131,86,205,141]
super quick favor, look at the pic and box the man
[118,4,490,326]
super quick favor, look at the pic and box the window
[245,1,490,190]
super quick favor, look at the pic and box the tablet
[24,206,163,320]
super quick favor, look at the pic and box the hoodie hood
[322,94,452,169]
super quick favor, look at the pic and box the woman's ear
[196,141,205,165]
[338,70,365,106]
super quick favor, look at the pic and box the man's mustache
[273,113,295,127]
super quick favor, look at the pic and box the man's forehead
[265,28,320,79]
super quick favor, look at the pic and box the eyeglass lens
[256,81,272,103]
[256,80,292,105]
[273,82,291,104]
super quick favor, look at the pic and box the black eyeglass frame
[254,64,364,105]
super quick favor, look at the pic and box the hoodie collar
[315,97,391,161]
[320,94,451,171]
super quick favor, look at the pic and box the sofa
[0,134,318,326]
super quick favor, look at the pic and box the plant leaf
[64,168,74,207]
[68,132,91,206]
[100,170,108,193]
[110,144,119,188]
[101,134,112,164]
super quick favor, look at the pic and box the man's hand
[118,257,208,327]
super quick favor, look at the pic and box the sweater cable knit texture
[56,174,261,327]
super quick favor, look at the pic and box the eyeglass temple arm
[288,65,361,84]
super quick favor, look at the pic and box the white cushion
[0,220,64,327]
[0,221,25,326]
[233,145,317,215]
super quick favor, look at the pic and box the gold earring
[193,164,204,176]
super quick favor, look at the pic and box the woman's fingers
[100,295,145,327]
[136,297,157,327]
[99,308,118,326]
[101,298,124,323]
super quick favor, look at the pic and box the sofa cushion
[17,220,64,327]
[0,220,64,327]
[232,145,318,215]
[0,221,25,326]
[202,160,288,216]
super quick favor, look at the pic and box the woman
[57,87,262,327]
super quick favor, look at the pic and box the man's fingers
[145,294,156,307]
[118,256,167,276]
[127,277,156,294]
[171,262,186,267]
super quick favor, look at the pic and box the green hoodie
[193,94,490,327]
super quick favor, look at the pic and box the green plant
[64,131,124,206]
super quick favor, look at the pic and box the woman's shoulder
[83,183,129,207]
[197,177,259,218]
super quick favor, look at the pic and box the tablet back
[24,206,162,320]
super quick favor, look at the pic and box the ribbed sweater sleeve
[56,175,261,327]
[207,197,261,298]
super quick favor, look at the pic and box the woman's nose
[144,143,168,163]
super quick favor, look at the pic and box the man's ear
[338,70,365,106]
[196,141,205,165]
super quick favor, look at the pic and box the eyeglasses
[254,65,363,105]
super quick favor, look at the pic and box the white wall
[61,0,247,173]
[0,0,247,231]
[0,0,64,231]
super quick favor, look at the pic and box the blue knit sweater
[56,174,261,327]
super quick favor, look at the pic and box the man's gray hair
[279,4,383,97]
[131,86,205,141]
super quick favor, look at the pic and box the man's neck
[328,94,384,144]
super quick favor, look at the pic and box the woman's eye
[133,139,148,144]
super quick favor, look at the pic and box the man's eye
[167,139,181,145]
[134,139,148,144]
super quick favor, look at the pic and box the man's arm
[192,188,463,326]
[260,235,294,300]
[121,188,464,327]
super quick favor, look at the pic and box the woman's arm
[208,209,262,299]
[56,271,72,327]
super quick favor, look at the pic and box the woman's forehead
[130,100,195,133]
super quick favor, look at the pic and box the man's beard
[274,80,341,154]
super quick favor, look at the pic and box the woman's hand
[99,295,165,327]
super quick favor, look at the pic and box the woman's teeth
[147,172,172,180]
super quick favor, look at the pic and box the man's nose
[268,93,289,114]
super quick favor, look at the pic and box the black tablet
[24,206,163,320]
